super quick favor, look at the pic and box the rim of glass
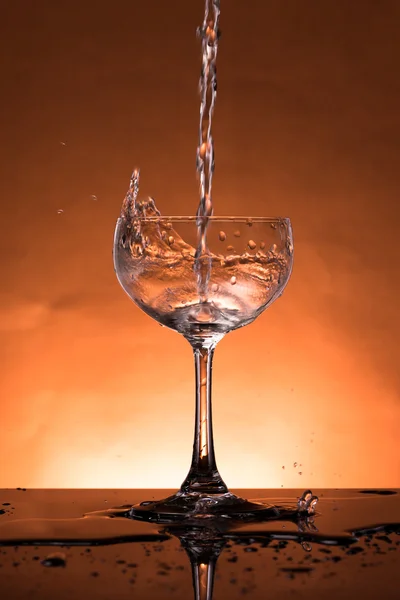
[120,216,291,223]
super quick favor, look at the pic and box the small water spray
[297,490,319,515]
[121,168,140,219]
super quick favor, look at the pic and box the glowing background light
[0,0,399,489]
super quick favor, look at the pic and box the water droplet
[233,230,241,237]
[57,209,64,214]
[260,241,266,249]
[301,542,312,552]
[293,462,298,467]
[218,231,226,241]
[286,239,294,255]
[270,243,277,253]
[230,276,236,285]
[211,283,219,292]
[247,240,256,250]
[227,245,234,251]
[60,141,66,146]
[41,552,67,568]
[298,472,303,475]
[168,236,175,245]
[270,223,277,230]
[91,194,98,201]
[282,466,285,470]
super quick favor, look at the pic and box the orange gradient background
[0,0,399,489]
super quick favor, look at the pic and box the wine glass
[113,203,295,523]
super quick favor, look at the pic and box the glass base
[127,490,309,524]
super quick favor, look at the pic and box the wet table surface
[0,488,399,599]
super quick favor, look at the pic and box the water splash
[121,169,142,220]
[297,490,319,515]
[118,2,222,304]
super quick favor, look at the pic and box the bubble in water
[168,236,175,246]
[161,231,167,240]
[233,230,241,237]
[41,552,67,568]
[91,194,98,201]
[227,245,234,251]
[301,542,312,552]
[298,472,303,475]
[270,243,277,253]
[219,231,226,241]
[211,283,219,292]
[247,240,256,250]
[293,462,298,467]
[246,218,253,226]
[230,276,237,285]
[260,241,266,249]
[286,239,294,255]
[57,209,64,214]
[270,223,277,230]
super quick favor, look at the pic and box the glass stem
[191,559,217,600]
[180,344,228,495]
